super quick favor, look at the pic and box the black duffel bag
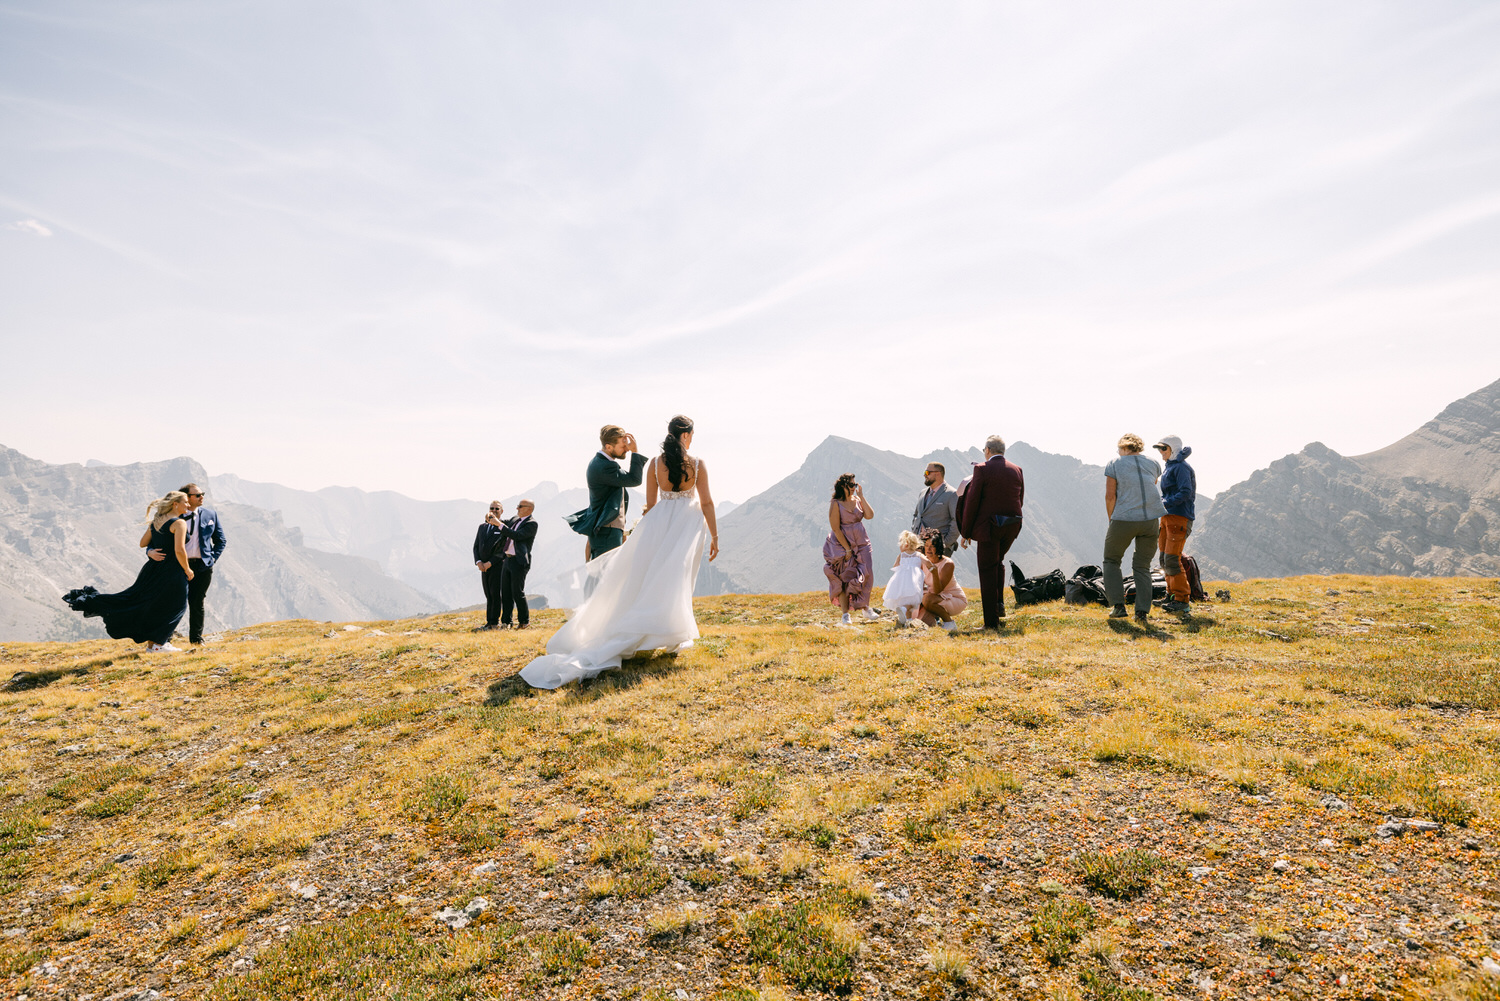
[1065,565,1108,606]
[1010,562,1067,606]
[1124,569,1169,603]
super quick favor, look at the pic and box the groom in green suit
[570,424,648,559]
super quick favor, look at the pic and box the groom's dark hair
[600,425,626,446]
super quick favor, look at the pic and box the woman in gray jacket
[1102,433,1167,623]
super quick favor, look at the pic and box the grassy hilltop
[2,578,1499,1000]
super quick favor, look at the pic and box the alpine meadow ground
[1,575,1498,999]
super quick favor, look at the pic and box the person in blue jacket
[1154,435,1196,613]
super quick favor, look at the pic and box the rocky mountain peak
[1356,377,1500,496]
[1193,377,1500,580]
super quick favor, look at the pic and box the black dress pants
[482,566,505,626]
[974,521,1023,629]
[187,558,213,643]
[500,559,529,626]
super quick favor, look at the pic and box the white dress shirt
[183,509,202,558]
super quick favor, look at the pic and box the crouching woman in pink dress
[918,528,967,633]
[823,473,877,626]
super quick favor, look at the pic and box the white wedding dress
[520,459,708,690]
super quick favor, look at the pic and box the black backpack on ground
[1009,562,1067,606]
[1065,565,1108,606]
[1182,555,1209,602]
[1124,569,1169,603]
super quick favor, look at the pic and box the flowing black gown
[63,517,189,645]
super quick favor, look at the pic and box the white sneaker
[840,613,852,626]
[158,642,182,652]
[895,607,908,627]
[940,621,958,633]
[861,608,880,621]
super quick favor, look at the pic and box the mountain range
[0,449,436,642]
[1193,377,1500,580]
[4,374,1496,641]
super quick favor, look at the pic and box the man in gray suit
[912,462,960,553]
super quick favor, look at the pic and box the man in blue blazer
[567,425,647,559]
[149,482,227,644]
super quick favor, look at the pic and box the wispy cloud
[6,217,50,236]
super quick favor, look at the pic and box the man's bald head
[518,499,535,514]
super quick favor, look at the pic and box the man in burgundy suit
[957,435,1025,629]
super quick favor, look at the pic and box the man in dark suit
[568,425,647,559]
[487,499,537,628]
[957,436,1025,630]
[150,483,228,645]
[473,501,506,630]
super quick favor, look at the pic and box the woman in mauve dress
[822,473,878,626]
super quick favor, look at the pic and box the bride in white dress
[520,415,720,690]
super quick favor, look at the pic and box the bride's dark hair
[832,473,857,501]
[661,415,694,490]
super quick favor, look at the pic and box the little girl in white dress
[881,530,928,626]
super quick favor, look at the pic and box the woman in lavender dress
[823,473,878,626]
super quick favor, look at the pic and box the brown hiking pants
[1158,515,1193,602]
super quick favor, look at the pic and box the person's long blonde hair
[145,491,188,524]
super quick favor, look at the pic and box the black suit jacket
[494,516,537,569]
[473,523,502,565]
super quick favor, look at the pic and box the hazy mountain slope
[703,437,1109,595]
[1354,377,1500,497]
[209,473,482,610]
[209,474,651,611]
[1193,377,1500,580]
[0,447,437,641]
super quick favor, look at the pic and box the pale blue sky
[3,1,1498,503]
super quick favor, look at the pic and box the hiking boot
[840,613,852,626]
[1161,599,1191,614]
[1108,604,1128,618]
[861,608,881,621]
[1134,613,1150,625]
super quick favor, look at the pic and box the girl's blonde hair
[897,530,921,552]
[1117,433,1145,454]
[145,491,189,524]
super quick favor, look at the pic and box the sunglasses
[187,492,204,497]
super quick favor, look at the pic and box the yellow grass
[1,576,1497,998]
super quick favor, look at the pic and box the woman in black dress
[63,491,195,652]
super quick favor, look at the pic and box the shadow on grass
[1179,612,1218,634]
[483,650,688,708]
[483,675,535,707]
[565,651,686,704]
[957,622,1027,639]
[4,653,125,692]
[1107,619,1176,643]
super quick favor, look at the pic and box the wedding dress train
[520,482,707,689]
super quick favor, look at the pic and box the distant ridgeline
[0,448,438,642]
[3,375,1496,640]
[1193,377,1500,581]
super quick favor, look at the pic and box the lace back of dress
[659,456,698,500]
